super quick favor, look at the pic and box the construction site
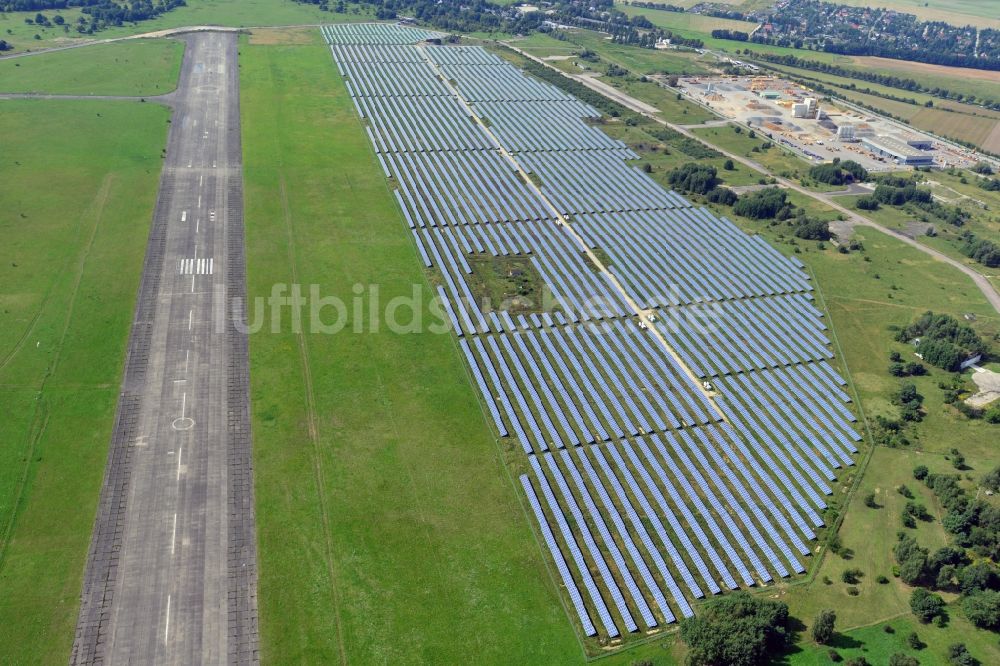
[675,76,983,171]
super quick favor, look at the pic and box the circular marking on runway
[172,417,195,431]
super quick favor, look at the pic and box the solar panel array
[325,23,862,641]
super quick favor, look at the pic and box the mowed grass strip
[240,39,582,663]
[0,99,169,663]
[0,39,183,96]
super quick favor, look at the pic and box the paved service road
[72,31,258,665]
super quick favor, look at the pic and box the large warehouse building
[860,136,934,166]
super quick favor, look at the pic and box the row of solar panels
[386,150,553,226]
[653,295,833,377]
[459,322,721,453]
[521,424,830,636]
[414,222,635,327]
[321,23,442,45]
[335,43,611,153]
[409,215,819,335]
[573,208,813,306]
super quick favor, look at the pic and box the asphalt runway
[72,31,258,665]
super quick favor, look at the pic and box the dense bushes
[895,312,988,370]
[667,163,719,195]
[809,159,868,185]
[959,233,1000,268]
[909,588,946,623]
[706,186,738,205]
[679,592,790,666]
[793,217,831,240]
[733,187,787,219]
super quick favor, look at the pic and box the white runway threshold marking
[181,211,187,223]
[178,258,214,275]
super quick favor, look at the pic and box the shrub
[812,609,836,644]
[946,643,977,666]
[842,569,863,584]
[888,654,919,666]
[961,590,1000,629]
[733,187,788,219]
[910,588,945,622]
[679,592,790,666]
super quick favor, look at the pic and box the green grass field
[0,0,371,53]
[691,125,812,178]
[240,36,584,664]
[0,99,169,664]
[614,3,759,34]
[0,39,183,95]
[548,29,711,76]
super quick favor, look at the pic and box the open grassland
[692,124,812,178]
[603,121,764,187]
[552,29,710,76]
[502,32,578,58]
[0,6,88,53]
[614,3,759,34]
[0,0,371,54]
[0,99,169,664]
[0,38,182,95]
[833,0,1000,30]
[240,37,583,664]
[787,612,1000,665]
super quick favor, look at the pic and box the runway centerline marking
[170,513,177,555]
[164,595,171,644]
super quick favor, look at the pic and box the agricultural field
[0,99,169,664]
[240,37,582,663]
[0,39,182,96]
[832,0,1000,30]
[844,57,1000,109]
